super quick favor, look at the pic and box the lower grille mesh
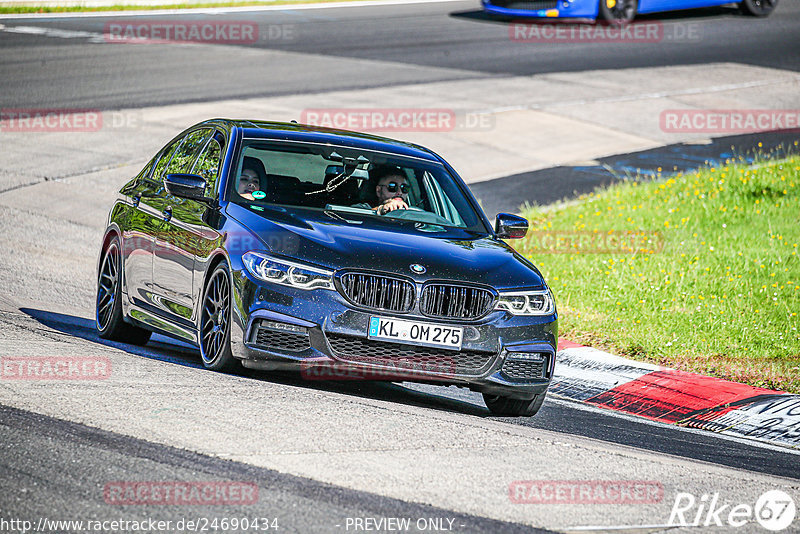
[253,324,311,352]
[501,358,547,380]
[489,0,559,9]
[326,334,495,377]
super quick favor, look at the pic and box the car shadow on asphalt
[19,307,490,418]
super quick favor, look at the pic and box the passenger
[238,159,265,201]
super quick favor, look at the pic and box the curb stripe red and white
[553,340,800,450]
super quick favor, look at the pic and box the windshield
[228,140,488,233]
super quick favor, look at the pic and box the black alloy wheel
[200,262,239,371]
[598,0,637,25]
[739,0,778,16]
[96,237,151,345]
[483,392,546,417]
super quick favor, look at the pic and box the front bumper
[482,0,599,19]
[229,270,557,400]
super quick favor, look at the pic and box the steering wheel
[383,206,424,218]
[383,206,454,227]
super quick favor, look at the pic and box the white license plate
[368,316,463,350]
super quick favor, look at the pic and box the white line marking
[0,0,469,20]
[1,24,105,41]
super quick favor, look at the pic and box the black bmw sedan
[96,119,557,416]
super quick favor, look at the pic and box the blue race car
[483,0,778,24]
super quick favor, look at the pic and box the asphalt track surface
[1,310,798,532]
[0,0,797,109]
[0,404,549,534]
[12,309,800,482]
[471,130,800,215]
[2,1,800,532]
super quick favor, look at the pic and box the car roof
[200,118,442,163]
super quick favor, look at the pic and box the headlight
[242,251,334,290]
[495,289,554,316]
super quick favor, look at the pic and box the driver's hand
[377,197,408,215]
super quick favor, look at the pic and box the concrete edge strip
[553,339,800,450]
[0,0,468,19]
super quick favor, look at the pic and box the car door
[122,136,183,311]
[187,131,227,323]
[151,128,213,327]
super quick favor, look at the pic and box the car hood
[226,203,545,290]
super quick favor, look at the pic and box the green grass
[0,0,362,14]
[519,148,800,393]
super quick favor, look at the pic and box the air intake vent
[338,272,415,312]
[490,0,559,9]
[501,358,547,380]
[420,284,495,320]
[252,320,311,352]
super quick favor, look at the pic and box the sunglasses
[381,182,410,193]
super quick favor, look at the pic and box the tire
[199,262,240,372]
[739,0,777,17]
[597,0,637,25]
[96,237,152,345]
[483,392,546,417]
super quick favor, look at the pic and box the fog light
[507,352,545,362]
[259,320,308,334]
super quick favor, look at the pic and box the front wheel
[483,392,546,417]
[199,262,240,372]
[96,237,152,345]
[739,0,777,16]
[597,0,637,25]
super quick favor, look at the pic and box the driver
[373,169,410,215]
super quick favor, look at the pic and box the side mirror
[164,173,211,203]
[495,213,528,239]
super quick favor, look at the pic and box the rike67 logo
[669,490,796,531]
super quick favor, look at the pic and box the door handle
[132,194,141,208]
[162,206,172,222]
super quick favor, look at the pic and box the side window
[151,137,184,183]
[166,129,211,176]
[191,134,223,194]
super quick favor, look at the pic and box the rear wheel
[199,262,240,372]
[739,0,777,16]
[483,392,546,417]
[96,237,152,345]
[597,0,637,25]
